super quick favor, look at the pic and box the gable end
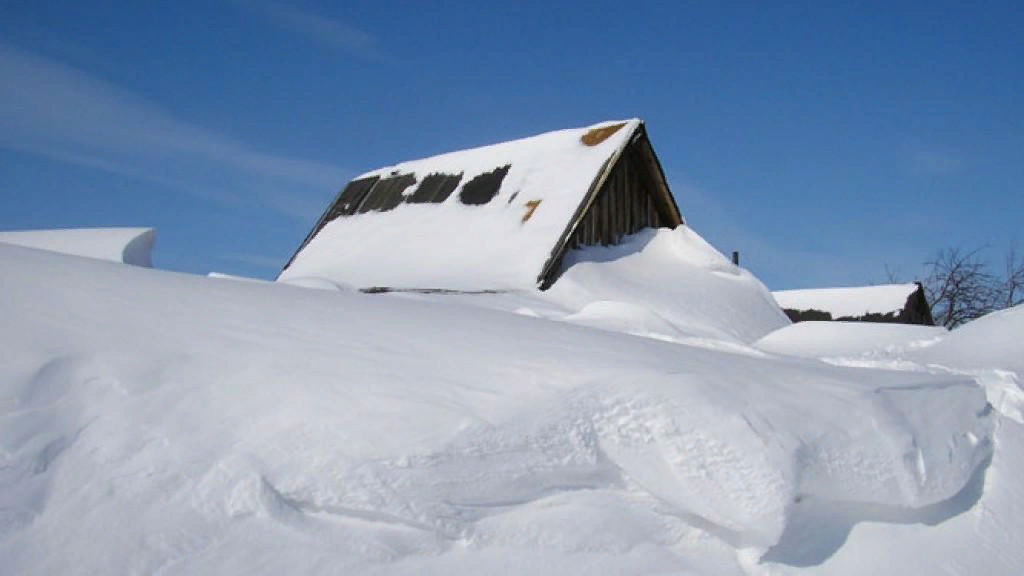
[537,123,684,289]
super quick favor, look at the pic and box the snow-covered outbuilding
[772,283,935,325]
[280,119,684,291]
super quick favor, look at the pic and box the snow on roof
[279,119,654,291]
[771,283,922,318]
[0,227,155,266]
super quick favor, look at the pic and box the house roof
[772,283,924,318]
[279,119,679,291]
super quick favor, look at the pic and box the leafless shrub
[923,247,998,328]
[900,243,1024,328]
[1000,242,1024,309]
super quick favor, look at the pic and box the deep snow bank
[548,226,791,344]
[0,227,155,266]
[277,225,791,345]
[754,321,947,359]
[904,305,1024,429]
[748,306,1024,576]
[908,304,1024,375]
[0,242,998,574]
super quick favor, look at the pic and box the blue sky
[1,1,1021,289]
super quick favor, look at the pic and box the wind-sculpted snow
[746,305,1024,576]
[550,226,790,344]
[0,227,155,266]
[0,243,1005,574]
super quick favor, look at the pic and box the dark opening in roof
[357,173,417,213]
[407,173,463,204]
[331,176,380,218]
[459,165,511,206]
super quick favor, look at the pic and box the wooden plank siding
[537,128,682,289]
[564,139,668,251]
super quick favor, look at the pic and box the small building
[280,119,684,291]
[772,283,935,326]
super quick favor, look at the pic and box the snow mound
[908,304,1024,375]
[901,305,1024,429]
[0,227,155,266]
[0,242,1001,574]
[549,226,790,344]
[755,321,947,358]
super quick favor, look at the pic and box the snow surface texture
[280,119,646,291]
[772,283,920,317]
[749,303,1024,574]
[0,227,155,267]
[3,232,1020,574]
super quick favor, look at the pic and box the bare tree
[884,263,903,283]
[922,247,998,329]
[1000,242,1024,309]
[886,243,1022,328]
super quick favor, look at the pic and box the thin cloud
[0,43,348,221]
[244,1,378,57]
[273,5,375,53]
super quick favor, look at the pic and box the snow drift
[277,226,791,345]
[0,241,1002,575]
[748,303,1024,575]
[908,304,1024,375]
[0,227,155,266]
[754,321,947,359]
[549,226,791,344]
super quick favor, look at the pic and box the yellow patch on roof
[520,199,542,224]
[580,122,626,147]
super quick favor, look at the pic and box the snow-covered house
[279,119,684,291]
[772,283,935,325]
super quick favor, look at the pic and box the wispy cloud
[243,1,378,57]
[0,43,348,221]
